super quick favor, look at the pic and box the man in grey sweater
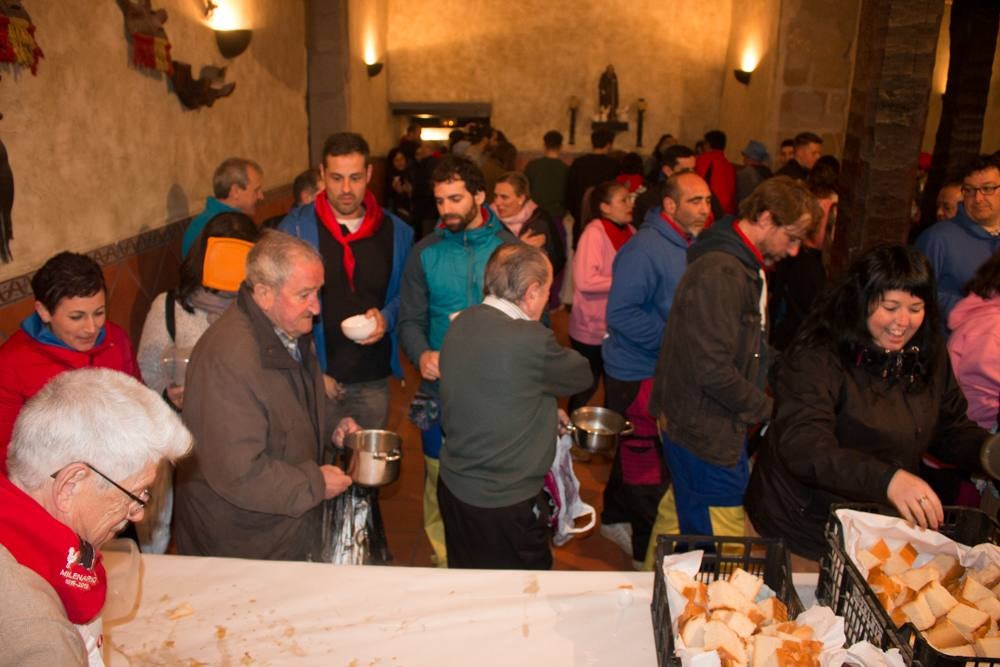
[438,244,592,569]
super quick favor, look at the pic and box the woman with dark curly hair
[0,251,141,473]
[745,244,991,560]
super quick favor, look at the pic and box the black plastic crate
[817,502,1000,667]
[650,534,804,667]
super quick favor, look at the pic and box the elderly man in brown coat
[174,231,358,561]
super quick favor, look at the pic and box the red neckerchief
[314,190,384,291]
[437,206,490,231]
[0,476,107,624]
[660,211,693,246]
[731,220,765,268]
[600,218,635,251]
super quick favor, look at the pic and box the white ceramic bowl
[341,314,376,342]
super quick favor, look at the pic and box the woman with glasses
[0,251,141,476]
[135,211,259,553]
[745,244,992,561]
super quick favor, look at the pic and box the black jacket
[745,342,987,560]
[648,219,773,467]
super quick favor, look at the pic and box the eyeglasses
[50,462,151,517]
[961,183,999,197]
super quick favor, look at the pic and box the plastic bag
[543,434,596,547]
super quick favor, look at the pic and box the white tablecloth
[105,555,657,666]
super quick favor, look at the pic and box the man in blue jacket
[916,154,1000,321]
[280,133,413,564]
[399,155,516,565]
[600,172,712,567]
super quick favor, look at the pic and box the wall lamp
[366,62,384,77]
[733,69,752,85]
[204,1,252,59]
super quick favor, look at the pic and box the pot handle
[620,420,634,436]
[373,449,402,462]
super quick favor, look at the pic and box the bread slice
[901,594,936,631]
[869,539,892,562]
[940,644,976,658]
[668,570,700,594]
[901,565,940,592]
[883,543,919,577]
[857,549,884,572]
[948,603,990,637]
[681,612,709,648]
[975,595,1000,623]
[960,576,994,605]
[970,563,1000,590]
[712,609,757,639]
[729,568,764,602]
[704,619,747,665]
[926,618,970,649]
[709,580,751,612]
[923,580,959,618]
[757,596,788,624]
[974,636,1000,657]
[751,634,782,667]
[928,554,964,585]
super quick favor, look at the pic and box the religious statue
[598,65,619,122]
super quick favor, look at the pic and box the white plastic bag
[544,434,596,547]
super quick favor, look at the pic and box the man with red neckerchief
[0,368,191,663]
[280,133,413,564]
[600,172,712,568]
[644,176,820,563]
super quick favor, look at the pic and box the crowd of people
[1,119,998,658]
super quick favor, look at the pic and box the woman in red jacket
[0,251,140,473]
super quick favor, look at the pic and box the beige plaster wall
[0,0,308,280]
[385,0,733,153]
[348,0,394,154]
[717,0,783,164]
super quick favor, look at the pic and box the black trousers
[438,478,553,570]
[568,338,604,413]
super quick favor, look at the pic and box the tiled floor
[378,308,635,571]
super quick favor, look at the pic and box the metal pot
[566,407,634,454]
[343,430,402,487]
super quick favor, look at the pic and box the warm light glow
[421,128,453,142]
[740,44,760,73]
[363,28,378,65]
[207,2,244,30]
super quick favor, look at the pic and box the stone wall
[385,0,734,153]
[0,0,309,281]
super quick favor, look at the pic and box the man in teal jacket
[181,158,264,257]
[399,155,516,565]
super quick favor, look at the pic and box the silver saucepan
[566,406,634,454]
[343,429,402,487]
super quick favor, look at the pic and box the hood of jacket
[20,311,107,351]
[687,215,755,268]
[949,293,1000,331]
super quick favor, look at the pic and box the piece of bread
[730,568,764,602]
[890,608,908,628]
[883,544,919,577]
[704,620,747,665]
[891,578,915,608]
[974,636,1000,657]
[960,576,994,604]
[902,565,940,592]
[928,554,964,585]
[712,610,757,639]
[869,539,892,562]
[709,580,751,612]
[948,603,990,637]
[923,580,959,618]
[940,644,976,658]
[975,595,1000,623]
[684,582,709,608]
[926,618,970,649]
[757,596,788,624]
[681,612,709,648]
[857,549,884,572]
[751,634,782,667]
[668,570,700,594]
[901,594,937,631]
[970,564,1000,590]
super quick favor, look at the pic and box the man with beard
[645,177,819,550]
[600,172,711,567]
[399,155,517,566]
[280,132,413,563]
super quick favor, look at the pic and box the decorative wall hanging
[0,137,13,263]
[0,1,44,76]
[117,0,172,76]
[169,62,234,109]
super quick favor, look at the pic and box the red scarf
[0,476,106,624]
[600,218,634,251]
[314,190,384,291]
[660,211,693,246]
[731,220,765,268]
